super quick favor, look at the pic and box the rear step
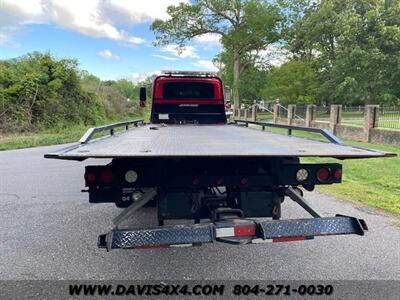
[98,215,368,251]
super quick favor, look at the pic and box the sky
[0,0,223,82]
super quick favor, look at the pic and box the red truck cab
[144,71,227,124]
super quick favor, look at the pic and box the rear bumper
[98,215,368,251]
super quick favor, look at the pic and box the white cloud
[43,0,145,45]
[102,0,189,25]
[152,54,177,61]
[97,49,120,61]
[126,36,145,45]
[0,0,44,26]
[191,60,219,72]
[161,45,199,59]
[194,33,221,45]
[129,70,161,84]
[0,0,46,44]
[0,0,187,44]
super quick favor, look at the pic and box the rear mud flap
[98,215,368,251]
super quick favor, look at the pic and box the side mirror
[139,87,146,108]
[139,87,146,101]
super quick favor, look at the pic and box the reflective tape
[215,227,234,238]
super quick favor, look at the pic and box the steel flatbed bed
[45,120,393,161]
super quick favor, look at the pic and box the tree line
[152,0,400,107]
[2,0,399,134]
[0,52,142,133]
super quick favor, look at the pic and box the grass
[0,125,89,150]
[303,141,399,216]
[251,125,399,216]
[257,112,273,120]
[247,119,398,214]
[0,113,145,151]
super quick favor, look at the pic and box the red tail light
[100,169,113,183]
[234,225,256,236]
[85,173,96,183]
[333,169,342,180]
[240,177,248,185]
[216,178,224,186]
[316,168,330,182]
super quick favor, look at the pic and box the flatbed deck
[45,124,393,160]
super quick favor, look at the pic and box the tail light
[100,169,113,183]
[85,173,96,184]
[216,178,224,186]
[234,225,256,236]
[316,168,330,182]
[333,169,342,180]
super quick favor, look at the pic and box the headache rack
[161,70,218,77]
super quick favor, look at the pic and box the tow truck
[45,71,395,251]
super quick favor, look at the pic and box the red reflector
[216,178,223,186]
[333,169,342,180]
[192,178,200,185]
[273,236,306,243]
[85,173,96,183]
[100,170,113,183]
[234,226,256,236]
[316,168,330,182]
[240,177,248,185]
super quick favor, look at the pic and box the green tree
[261,60,318,104]
[215,50,269,106]
[279,0,318,61]
[80,74,139,118]
[151,0,282,108]
[0,52,144,133]
[0,52,106,132]
[111,79,138,100]
[281,0,400,105]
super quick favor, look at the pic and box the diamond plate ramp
[259,216,367,239]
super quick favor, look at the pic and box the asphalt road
[0,144,399,280]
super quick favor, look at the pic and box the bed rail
[79,119,144,144]
[234,119,343,145]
